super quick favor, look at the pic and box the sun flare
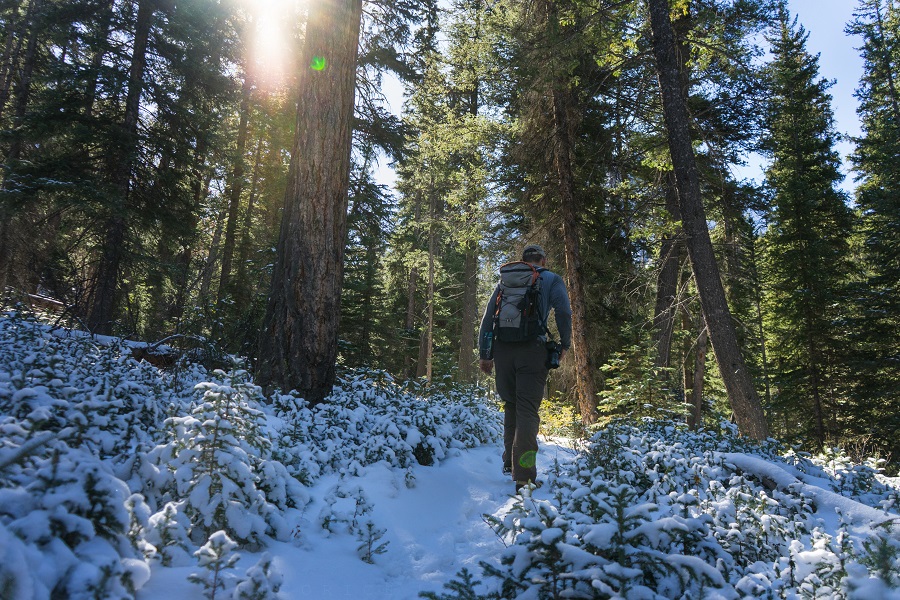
[246,0,300,89]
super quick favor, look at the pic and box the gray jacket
[478,265,573,359]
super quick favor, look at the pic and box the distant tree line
[0,0,897,469]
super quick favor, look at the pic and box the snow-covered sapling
[188,530,240,599]
[356,520,389,564]
[233,552,283,600]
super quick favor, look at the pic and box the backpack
[492,261,545,342]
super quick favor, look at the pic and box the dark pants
[493,338,548,484]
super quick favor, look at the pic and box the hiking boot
[502,464,512,476]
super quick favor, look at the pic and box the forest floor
[138,439,578,600]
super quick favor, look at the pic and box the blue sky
[782,0,864,193]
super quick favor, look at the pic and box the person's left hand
[479,359,493,375]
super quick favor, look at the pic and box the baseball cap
[522,244,546,259]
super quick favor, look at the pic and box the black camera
[545,341,561,370]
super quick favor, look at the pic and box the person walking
[478,244,572,493]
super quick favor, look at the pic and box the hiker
[478,243,572,493]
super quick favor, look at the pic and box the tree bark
[539,0,597,424]
[647,0,768,439]
[256,0,363,404]
[652,172,684,370]
[456,3,481,383]
[217,72,253,304]
[417,185,437,382]
[88,0,154,333]
[688,325,708,430]
[234,135,265,317]
[550,86,597,424]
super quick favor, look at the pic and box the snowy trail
[137,439,578,600]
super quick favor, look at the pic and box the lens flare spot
[311,56,327,71]
[518,451,537,469]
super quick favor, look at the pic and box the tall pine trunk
[647,0,768,440]
[88,0,154,333]
[256,0,363,404]
[217,72,253,304]
[550,85,597,425]
[234,136,265,318]
[652,172,684,370]
[456,7,481,383]
[417,185,438,382]
[539,0,597,424]
[687,322,708,430]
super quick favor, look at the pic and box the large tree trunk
[217,72,253,304]
[540,0,597,424]
[550,86,597,425]
[88,0,154,333]
[456,7,481,383]
[256,0,362,404]
[647,0,768,440]
[652,172,684,369]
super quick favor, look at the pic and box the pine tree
[760,9,854,450]
[0,0,243,339]
[845,0,900,465]
[340,150,394,367]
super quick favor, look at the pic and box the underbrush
[425,420,900,599]
[0,311,501,598]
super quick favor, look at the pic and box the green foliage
[761,10,856,452]
[843,0,900,471]
[431,419,899,599]
[599,341,685,425]
[147,366,302,546]
[538,393,587,441]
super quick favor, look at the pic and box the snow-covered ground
[139,440,578,599]
[1,311,898,599]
